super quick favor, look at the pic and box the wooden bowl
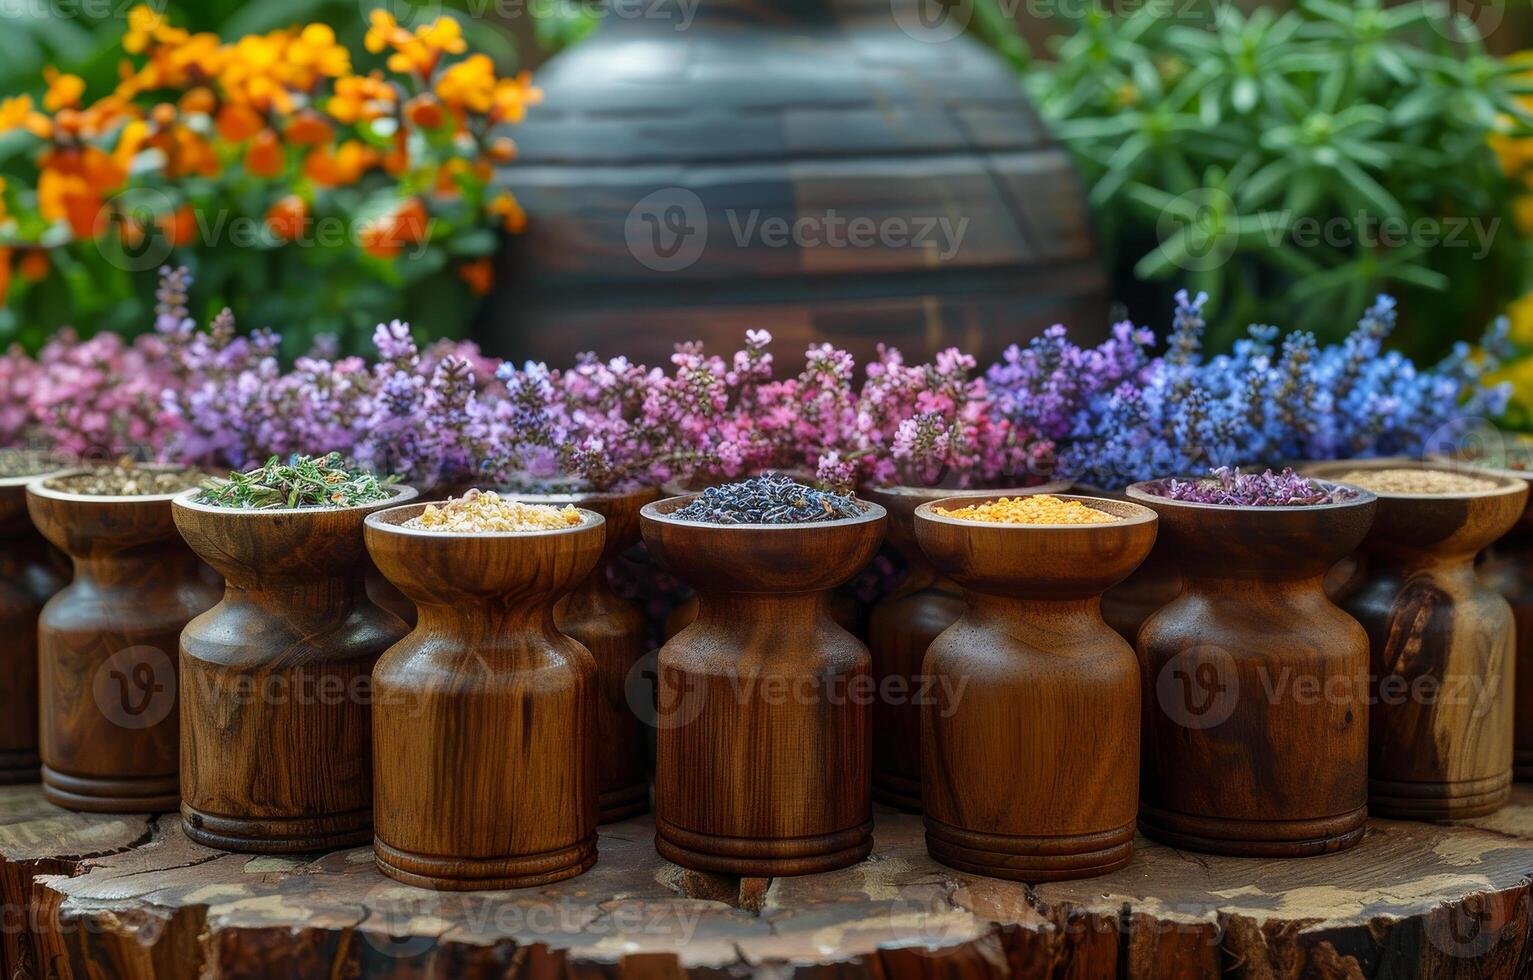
[641,493,887,876]
[912,494,1155,881]
[365,503,606,890]
[27,468,219,812]
[1125,480,1378,856]
[1308,460,1529,819]
[172,484,419,852]
[860,479,1073,812]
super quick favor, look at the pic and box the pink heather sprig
[1148,467,1355,507]
[811,343,1055,492]
[31,329,173,458]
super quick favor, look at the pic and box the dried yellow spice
[943,495,1118,526]
[404,489,585,532]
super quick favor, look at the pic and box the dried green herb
[0,449,67,479]
[195,453,397,510]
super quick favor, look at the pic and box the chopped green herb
[195,453,397,510]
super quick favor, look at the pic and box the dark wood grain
[641,493,886,876]
[364,503,606,890]
[860,480,1072,814]
[913,495,1156,881]
[518,486,660,823]
[1310,461,1529,820]
[10,781,1533,978]
[172,486,418,853]
[1467,465,1533,781]
[485,0,1106,373]
[1126,482,1378,856]
[26,472,219,813]
[0,476,68,784]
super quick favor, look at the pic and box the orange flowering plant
[0,6,540,353]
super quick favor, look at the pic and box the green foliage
[1024,0,1533,354]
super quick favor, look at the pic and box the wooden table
[2,783,1531,978]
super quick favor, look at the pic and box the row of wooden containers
[0,460,1526,888]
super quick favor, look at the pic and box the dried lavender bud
[671,475,867,525]
[195,453,397,510]
[47,460,204,496]
[1145,467,1356,507]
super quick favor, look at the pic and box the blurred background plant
[0,0,572,356]
[1014,0,1533,358]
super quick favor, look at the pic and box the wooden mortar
[173,484,419,852]
[1126,479,1378,856]
[860,479,1072,813]
[1309,460,1528,819]
[640,493,886,876]
[913,494,1156,881]
[28,468,219,812]
[365,502,606,890]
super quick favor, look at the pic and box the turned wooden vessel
[861,480,1071,813]
[365,503,605,890]
[659,472,867,640]
[913,495,1155,881]
[1126,480,1377,856]
[1309,461,1528,818]
[28,470,219,812]
[0,473,68,783]
[641,494,886,876]
[519,485,660,823]
[1467,465,1533,781]
[172,486,419,852]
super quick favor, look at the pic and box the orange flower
[383,131,409,177]
[303,140,379,187]
[39,170,104,239]
[150,102,177,128]
[18,250,49,283]
[178,87,216,116]
[362,197,430,259]
[435,55,496,116]
[488,136,517,163]
[0,248,10,304]
[328,73,395,125]
[457,258,494,295]
[364,11,412,55]
[43,68,86,112]
[265,194,308,241]
[379,16,467,77]
[285,111,333,146]
[216,103,263,142]
[487,192,526,233]
[490,72,542,125]
[288,23,351,80]
[0,96,52,139]
[123,4,168,55]
[405,94,445,130]
[159,205,198,247]
[245,128,284,178]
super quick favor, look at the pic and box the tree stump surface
[2,783,1532,978]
